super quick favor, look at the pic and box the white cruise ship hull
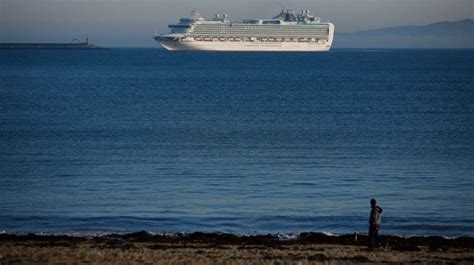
[157,38,331,51]
[156,23,335,52]
[156,10,335,52]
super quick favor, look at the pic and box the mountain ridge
[335,19,474,48]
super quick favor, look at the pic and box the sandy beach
[1,232,473,264]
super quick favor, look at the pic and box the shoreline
[1,232,473,264]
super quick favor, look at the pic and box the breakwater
[0,41,106,49]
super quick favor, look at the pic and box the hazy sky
[1,0,473,47]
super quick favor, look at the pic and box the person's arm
[376,206,383,213]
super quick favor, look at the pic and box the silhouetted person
[368,198,383,250]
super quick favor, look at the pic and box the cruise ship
[154,9,335,51]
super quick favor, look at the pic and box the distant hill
[335,19,474,48]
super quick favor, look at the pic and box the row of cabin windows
[192,27,328,30]
[190,29,329,32]
[189,35,329,39]
[194,25,329,29]
[192,27,329,32]
[191,37,328,42]
[190,32,329,36]
[191,30,329,34]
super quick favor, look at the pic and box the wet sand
[1,232,473,264]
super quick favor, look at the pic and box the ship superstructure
[154,9,335,51]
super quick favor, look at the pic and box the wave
[1,230,473,252]
[1,229,472,241]
[1,214,473,238]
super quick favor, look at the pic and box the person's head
[370,198,376,207]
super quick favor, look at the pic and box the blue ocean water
[0,49,473,237]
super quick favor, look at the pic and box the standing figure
[368,198,383,250]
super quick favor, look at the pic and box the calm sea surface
[0,49,473,237]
